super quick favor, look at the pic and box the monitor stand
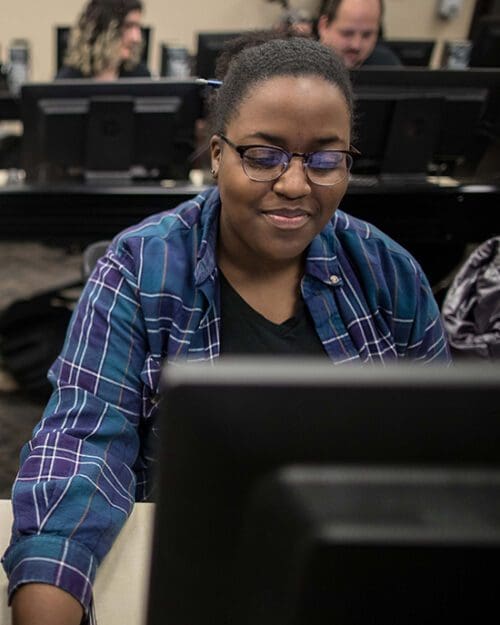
[85,97,134,175]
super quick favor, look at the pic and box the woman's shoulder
[334,209,416,260]
[108,187,218,266]
[332,209,426,281]
[55,65,84,79]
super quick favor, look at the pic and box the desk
[1,176,499,286]
[0,94,20,121]
[0,499,154,625]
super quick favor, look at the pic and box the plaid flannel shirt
[2,186,450,618]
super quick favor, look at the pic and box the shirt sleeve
[1,244,153,616]
[404,265,451,364]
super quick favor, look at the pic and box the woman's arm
[3,245,157,620]
[12,584,83,625]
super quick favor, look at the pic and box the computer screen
[349,67,500,177]
[21,78,203,182]
[195,31,249,79]
[384,39,435,67]
[469,15,500,68]
[55,25,151,75]
[147,358,500,625]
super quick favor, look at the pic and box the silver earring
[210,168,217,177]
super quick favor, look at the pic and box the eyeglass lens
[242,146,352,185]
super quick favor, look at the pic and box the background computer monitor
[349,67,500,177]
[158,43,192,78]
[384,39,435,66]
[55,25,151,75]
[469,15,500,68]
[195,30,249,79]
[21,78,203,182]
[147,359,500,625]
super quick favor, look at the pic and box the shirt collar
[194,186,220,286]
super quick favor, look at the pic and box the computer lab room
[1,1,500,624]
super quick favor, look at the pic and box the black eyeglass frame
[217,133,360,186]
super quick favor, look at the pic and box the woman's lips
[262,209,311,230]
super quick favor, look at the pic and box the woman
[4,37,449,625]
[57,0,150,80]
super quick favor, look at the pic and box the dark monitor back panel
[148,359,500,625]
[55,25,151,74]
[349,67,500,176]
[384,39,436,66]
[195,31,249,79]
[21,79,203,182]
[469,15,500,68]
[239,466,500,625]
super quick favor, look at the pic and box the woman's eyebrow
[242,132,285,144]
[243,132,345,147]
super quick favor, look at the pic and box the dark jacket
[364,42,402,66]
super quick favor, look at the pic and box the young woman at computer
[4,35,449,625]
[57,0,150,80]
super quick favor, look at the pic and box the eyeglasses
[218,134,359,186]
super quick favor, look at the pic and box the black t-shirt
[219,271,327,357]
[55,62,151,79]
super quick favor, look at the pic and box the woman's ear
[209,134,222,178]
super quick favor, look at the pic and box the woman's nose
[272,157,311,197]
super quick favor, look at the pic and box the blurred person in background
[317,0,400,68]
[57,0,151,79]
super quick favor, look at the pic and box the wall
[384,0,477,67]
[0,0,477,81]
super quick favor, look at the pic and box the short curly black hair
[211,36,354,135]
[214,28,309,81]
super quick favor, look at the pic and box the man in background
[317,0,400,68]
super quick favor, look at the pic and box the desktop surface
[0,175,498,289]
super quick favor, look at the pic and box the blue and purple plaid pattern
[2,186,450,617]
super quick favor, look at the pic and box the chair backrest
[82,240,111,281]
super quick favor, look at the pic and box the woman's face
[120,9,143,62]
[210,75,351,269]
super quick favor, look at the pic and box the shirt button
[329,275,340,285]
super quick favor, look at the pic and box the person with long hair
[57,0,150,79]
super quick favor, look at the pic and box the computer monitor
[195,31,249,79]
[469,15,500,68]
[20,78,203,182]
[384,39,435,67]
[349,67,500,177]
[147,359,500,625]
[158,44,192,78]
[55,25,151,75]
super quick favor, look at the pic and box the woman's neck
[95,67,119,81]
[218,253,304,325]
